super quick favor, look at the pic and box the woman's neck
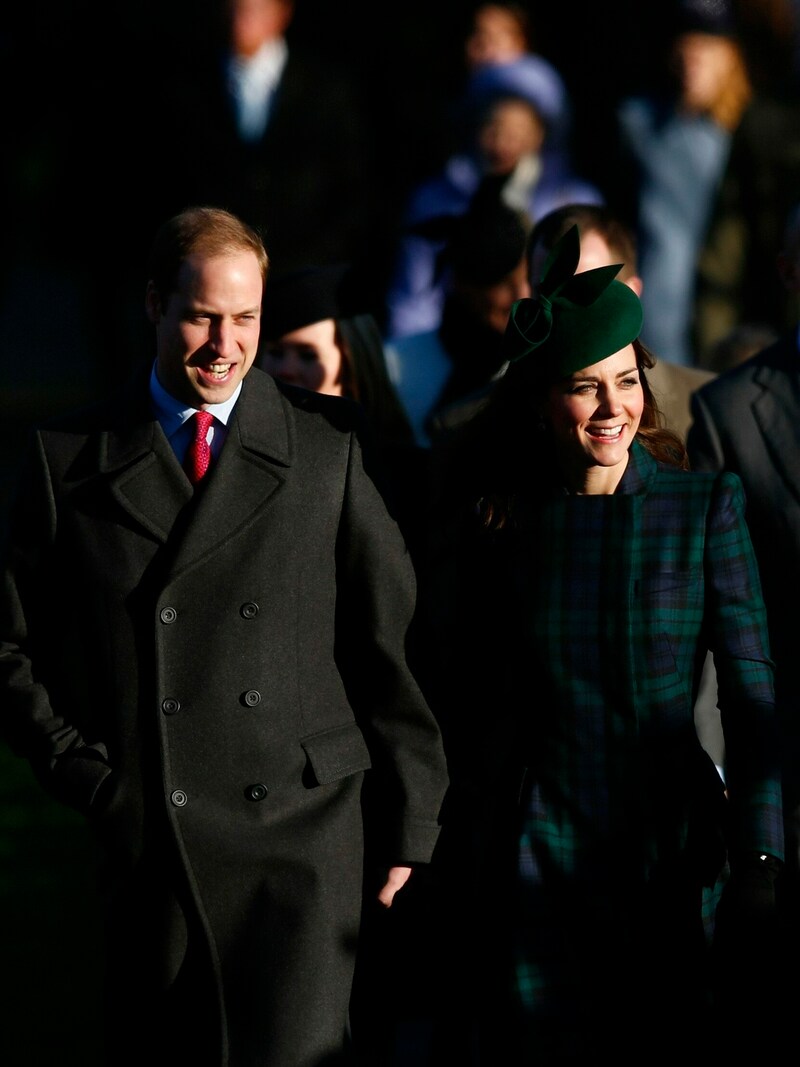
[562,456,629,496]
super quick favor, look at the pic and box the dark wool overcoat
[425,440,783,1060]
[0,366,448,1067]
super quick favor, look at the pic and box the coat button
[245,783,268,802]
[160,606,178,624]
[162,697,181,715]
[240,602,259,619]
[242,690,261,707]
[171,789,188,807]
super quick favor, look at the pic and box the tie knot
[186,411,215,484]
[194,410,214,434]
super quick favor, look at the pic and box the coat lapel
[97,368,295,563]
[100,383,193,543]
[168,370,294,573]
[752,336,800,504]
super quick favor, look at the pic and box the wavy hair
[434,336,687,532]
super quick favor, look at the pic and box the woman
[611,0,800,367]
[421,225,784,1063]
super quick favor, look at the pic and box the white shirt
[150,361,241,468]
[227,38,288,142]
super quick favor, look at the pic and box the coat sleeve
[334,426,449,866]
[705,469,784,861]
[0,430,112,814]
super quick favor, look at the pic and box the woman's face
[465,6,527,67]
[259,318,344,395]
[673,32,738,111]
[544,345,643,478]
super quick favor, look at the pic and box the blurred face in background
[530,228,643,296]
[672,32,739,111]
[465,4,528,67]
[229,0,294,58]
[259,319,345,395]
[454,256,531,334]
[478,97,546,173]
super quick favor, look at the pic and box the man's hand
[377,865,413,908]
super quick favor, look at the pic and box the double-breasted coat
[425,440,783,1059]
[0,366,448,1066]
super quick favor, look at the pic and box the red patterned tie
[185,410,214,484]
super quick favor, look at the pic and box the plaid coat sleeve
[702,470,784,861]
[630,456,783,864]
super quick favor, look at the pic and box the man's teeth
[207,364,231,377]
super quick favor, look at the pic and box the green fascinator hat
[504,224,643,376]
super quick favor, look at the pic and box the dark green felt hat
[504,224,643,376]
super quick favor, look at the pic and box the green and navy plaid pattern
[508,441,782,1022]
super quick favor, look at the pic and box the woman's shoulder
[652,461,745,511]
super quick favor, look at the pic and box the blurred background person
[458,1,573,165]
[382,86,602,342]
[607,0,800,368]
[383,185,531,448]
[155,0,379,283]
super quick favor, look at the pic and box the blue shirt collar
[149,360,242,440]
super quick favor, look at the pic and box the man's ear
[145,281,161,324]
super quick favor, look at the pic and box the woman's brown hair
[434,338,687,532]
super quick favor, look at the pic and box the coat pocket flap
[300,722,372,785]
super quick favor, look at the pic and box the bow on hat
[504,224,643,376]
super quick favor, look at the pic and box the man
[687,202,800,998]
[0,206,448,1066]
[155,0,379,281]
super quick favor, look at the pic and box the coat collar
[617,439,659,496]
[99,368,295,565]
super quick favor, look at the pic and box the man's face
[149,251,263,409]
[229,0,293,58]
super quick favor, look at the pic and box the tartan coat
[687,333,800,875]
[0,365,448,1067]
[424,439,783,1058]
